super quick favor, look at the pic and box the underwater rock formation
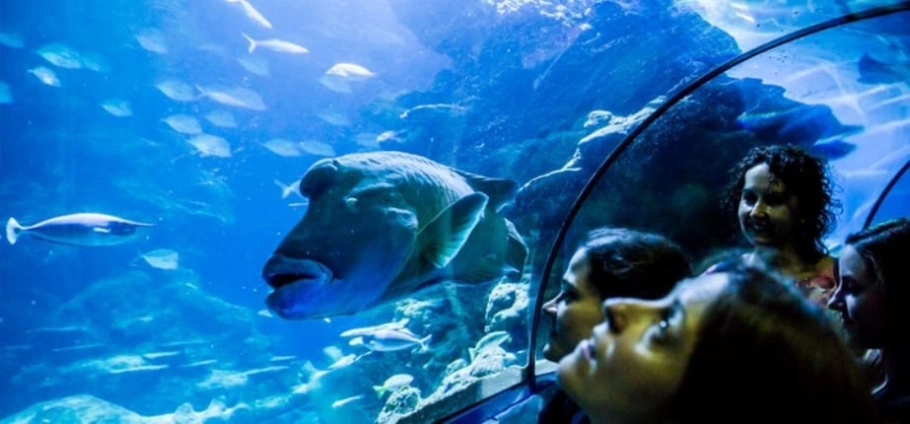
[0,395,148,424]
[383,0,740,170]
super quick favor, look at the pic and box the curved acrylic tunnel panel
[681,0,910,52]
[865,160,910,226]
[532,6,910,372]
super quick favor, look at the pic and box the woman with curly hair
[715,144,841,307]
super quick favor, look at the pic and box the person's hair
[669,254,877,422]
[580,227,693,301]
[846,217,910,347]
[721,144,840,264]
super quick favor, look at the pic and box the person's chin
[557,350,586,396]
[542,342,564,362]
[749,234,777,247]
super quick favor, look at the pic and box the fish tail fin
[273,179,292,199]
[301,360,318,376]
[6,217,22,245]
[372,385,386,398]
[193,85,210,102]
[242,33,257,53]
[419,334,433,352]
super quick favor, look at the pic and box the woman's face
[557,274,728,423]
[542,248,606,362]
[828,245,886,348]
[738,164,799,250]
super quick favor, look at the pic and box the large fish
[6,213,153,246]
[261,151,528,320]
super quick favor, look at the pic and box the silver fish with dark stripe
[6,213,153,246]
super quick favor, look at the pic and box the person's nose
[602,298,659,333]
[543,296,558,317]
[827,283,846,312]
[750,199,769,218]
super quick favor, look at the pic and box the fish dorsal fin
[419,192,488,269]
[453,170,518,212]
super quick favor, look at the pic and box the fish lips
[262,255,334,319]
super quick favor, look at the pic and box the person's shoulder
[538,389,582,424]
[877,392,910,423]
[809,255,837,283]
[699,255,747,276]
[817,255,837,274]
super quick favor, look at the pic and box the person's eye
[649,319,670,343]
[842,279,863,295]
[765,194,786,206]
[650,306,678,343]
[741,192,757,205]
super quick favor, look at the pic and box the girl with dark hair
[558,254,877,424]
[829,217,910,422]
[538,227,693,423]
[718,144,841,307]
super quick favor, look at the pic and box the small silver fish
[325,63,376,81]
[140,248,179,270]
[360,329,431,353]
[36,43,83,69]
[331,395,364,409]
[6,213,153,246]
[241,33,308,54]
[155,79,195,101]
[101,99,132,117]
[373,374,414,397]
[186,134,231,158]
[226,0,273,29]
[196,85,266,111]
[297,140,336,157]
[469,331,511,360]
[162,114,202,134]
[262,138,301,157]
[204,110,238,128]
[28,66,60,87]
[339,319,410,338]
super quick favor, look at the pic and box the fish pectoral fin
[504,220,528,277]
[93,227,112,234]
[453,170,519,212]
[419,193,488,269]
[454,257,507,284]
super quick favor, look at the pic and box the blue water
[1,0,909,422]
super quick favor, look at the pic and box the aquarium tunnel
[0,1,909,423]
